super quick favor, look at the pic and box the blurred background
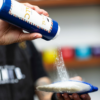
[19,0,100,99]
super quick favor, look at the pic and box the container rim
[0,0,3,9]
[52,26,60,40]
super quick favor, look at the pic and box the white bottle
[0,0,60,40]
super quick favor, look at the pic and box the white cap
[52,26,60,40]
[0,0,3,9]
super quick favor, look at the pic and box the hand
[56,76,91,100]
[35,77,53,100]
[57,93,91,100]
[0,3,49,45]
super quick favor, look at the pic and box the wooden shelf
[19,0,100,7]
[65,57,100,68]
[43,57,100,71]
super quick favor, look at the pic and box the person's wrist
[0,20,2,32]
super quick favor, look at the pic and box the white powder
[37,48,91,93]
[54,48,69,81]
[37,81,91,93]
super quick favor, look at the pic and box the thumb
[70,76,82,81]
[18,33,42,42]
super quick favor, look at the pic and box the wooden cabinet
[19,0,100,7]
[43,57,100,72]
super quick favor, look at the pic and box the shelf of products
[43,57,100,72]
[19,0,100,7]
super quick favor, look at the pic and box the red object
[61,47,75,61]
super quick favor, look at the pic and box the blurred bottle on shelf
[92,46,100,57]
[75,46,91,60]
[61,47,75,61]
[42,48,58,65]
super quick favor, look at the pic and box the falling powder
[54,48,69,81]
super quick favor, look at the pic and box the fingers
[57,93,64,100]
[18,32,42,42]
[63,93,71,100]
[32,6,49,16]
[72,93,81,100]
[23,3,49,16]
[80,94,91,100]
[57,93,91,100]
[38,9,49,17]
[57,93,73,100]
[70,76,82,81]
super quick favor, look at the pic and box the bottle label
[9,0,53,33]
